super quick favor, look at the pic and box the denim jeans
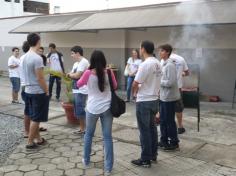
[159,100,179,145]
[84,109,114,172]
[126,76,135,101]
[136,100,158,161]
[49,75,61,99]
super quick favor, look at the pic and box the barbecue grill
[232,80,236,109]
[182,64,200,132]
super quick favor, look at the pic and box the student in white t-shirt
[8,47,21,103]
[160,53,189,134]
[169,53,189,134]
[47,43,65,101]
[131,41,161,168]
[67,46,89,135]
[125,49,142,102]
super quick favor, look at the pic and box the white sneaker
[82,158,91,169]
[105,171,112,176]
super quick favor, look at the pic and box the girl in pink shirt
[77,50,117,174]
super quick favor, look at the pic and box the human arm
[161,64,176,88]
[77,70,91,88]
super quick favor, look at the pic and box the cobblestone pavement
[0,77,236,176]
[0,127,236,176]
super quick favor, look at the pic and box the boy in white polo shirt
[131,41,161,168]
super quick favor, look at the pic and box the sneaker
[105,171,112,176]
[26,142,39,150]
[125,99,130,103]
[178,127,186,134]
[73,130,85,135]
[158,142,168,149]
[151,158,157,164]
[82,158,90,169]
[164,144,179,151]
[131,159,151,168]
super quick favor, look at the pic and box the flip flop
[36,138,47,145]
[39,127,47,132]
[23,135,28,138]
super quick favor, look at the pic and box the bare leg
[79,118,86,132]
[24,115,30,136]
[12,91,18,101]
[176,112,183,128]
[28,121,40,145]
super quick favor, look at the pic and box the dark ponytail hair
[89,50,107,92]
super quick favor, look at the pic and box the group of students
[125,42,189,168]
[8,32,189,174]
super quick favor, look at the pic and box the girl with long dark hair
[77,50,117,174]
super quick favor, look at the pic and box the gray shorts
[175,98,184,113]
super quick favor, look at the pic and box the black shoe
[158,142,168,149]
[125,99,130,103]
[151,158,157,164]
[26,142,39,150]
[131,159,151,168]
[178,128,186,134]
[164,144,179,151]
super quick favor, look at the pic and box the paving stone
[38,163,57,171]
[84,168,103,176]
[39,148,54,154]
[60,139,73,144]
[47,139,58,144]
[56,162,75,170]
[54,135,68,140]
[43,152,61,159]
[14,158,32,165]
[27,153,45,159]
[0,165,18,173]
[9,153,26,160]
[4,171,23,176]
[49,143,65,148]
[51,157,68,164]
[90,155,104,163]
[18,164,38,172]
[44,169,64,176]
[24,170,44,176]
[65,168,83,176]
[69,156,82,163]
[66,143,81,148]
[55,146,71,152]
[61,151,78,157]
[71,147,83,152]
[32,158,50,165]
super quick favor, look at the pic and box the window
[5,0,12,2]
[15,0,20,3]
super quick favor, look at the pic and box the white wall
[0,17,35,72]
[0,17,35,47]
[0,0,23,18]
[41,30,126,48]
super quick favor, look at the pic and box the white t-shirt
[8,56,20,78]
[135,57,161,102]
[160,54,189,88]
[71,58,89,94]
[19,54,26,86]
[127,57,142,75]
[48,53,64,72]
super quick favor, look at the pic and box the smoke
[168,0,215,67]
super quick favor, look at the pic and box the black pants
[136,100,158,161]
[160,100,179,145]
[49,75,61,99]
